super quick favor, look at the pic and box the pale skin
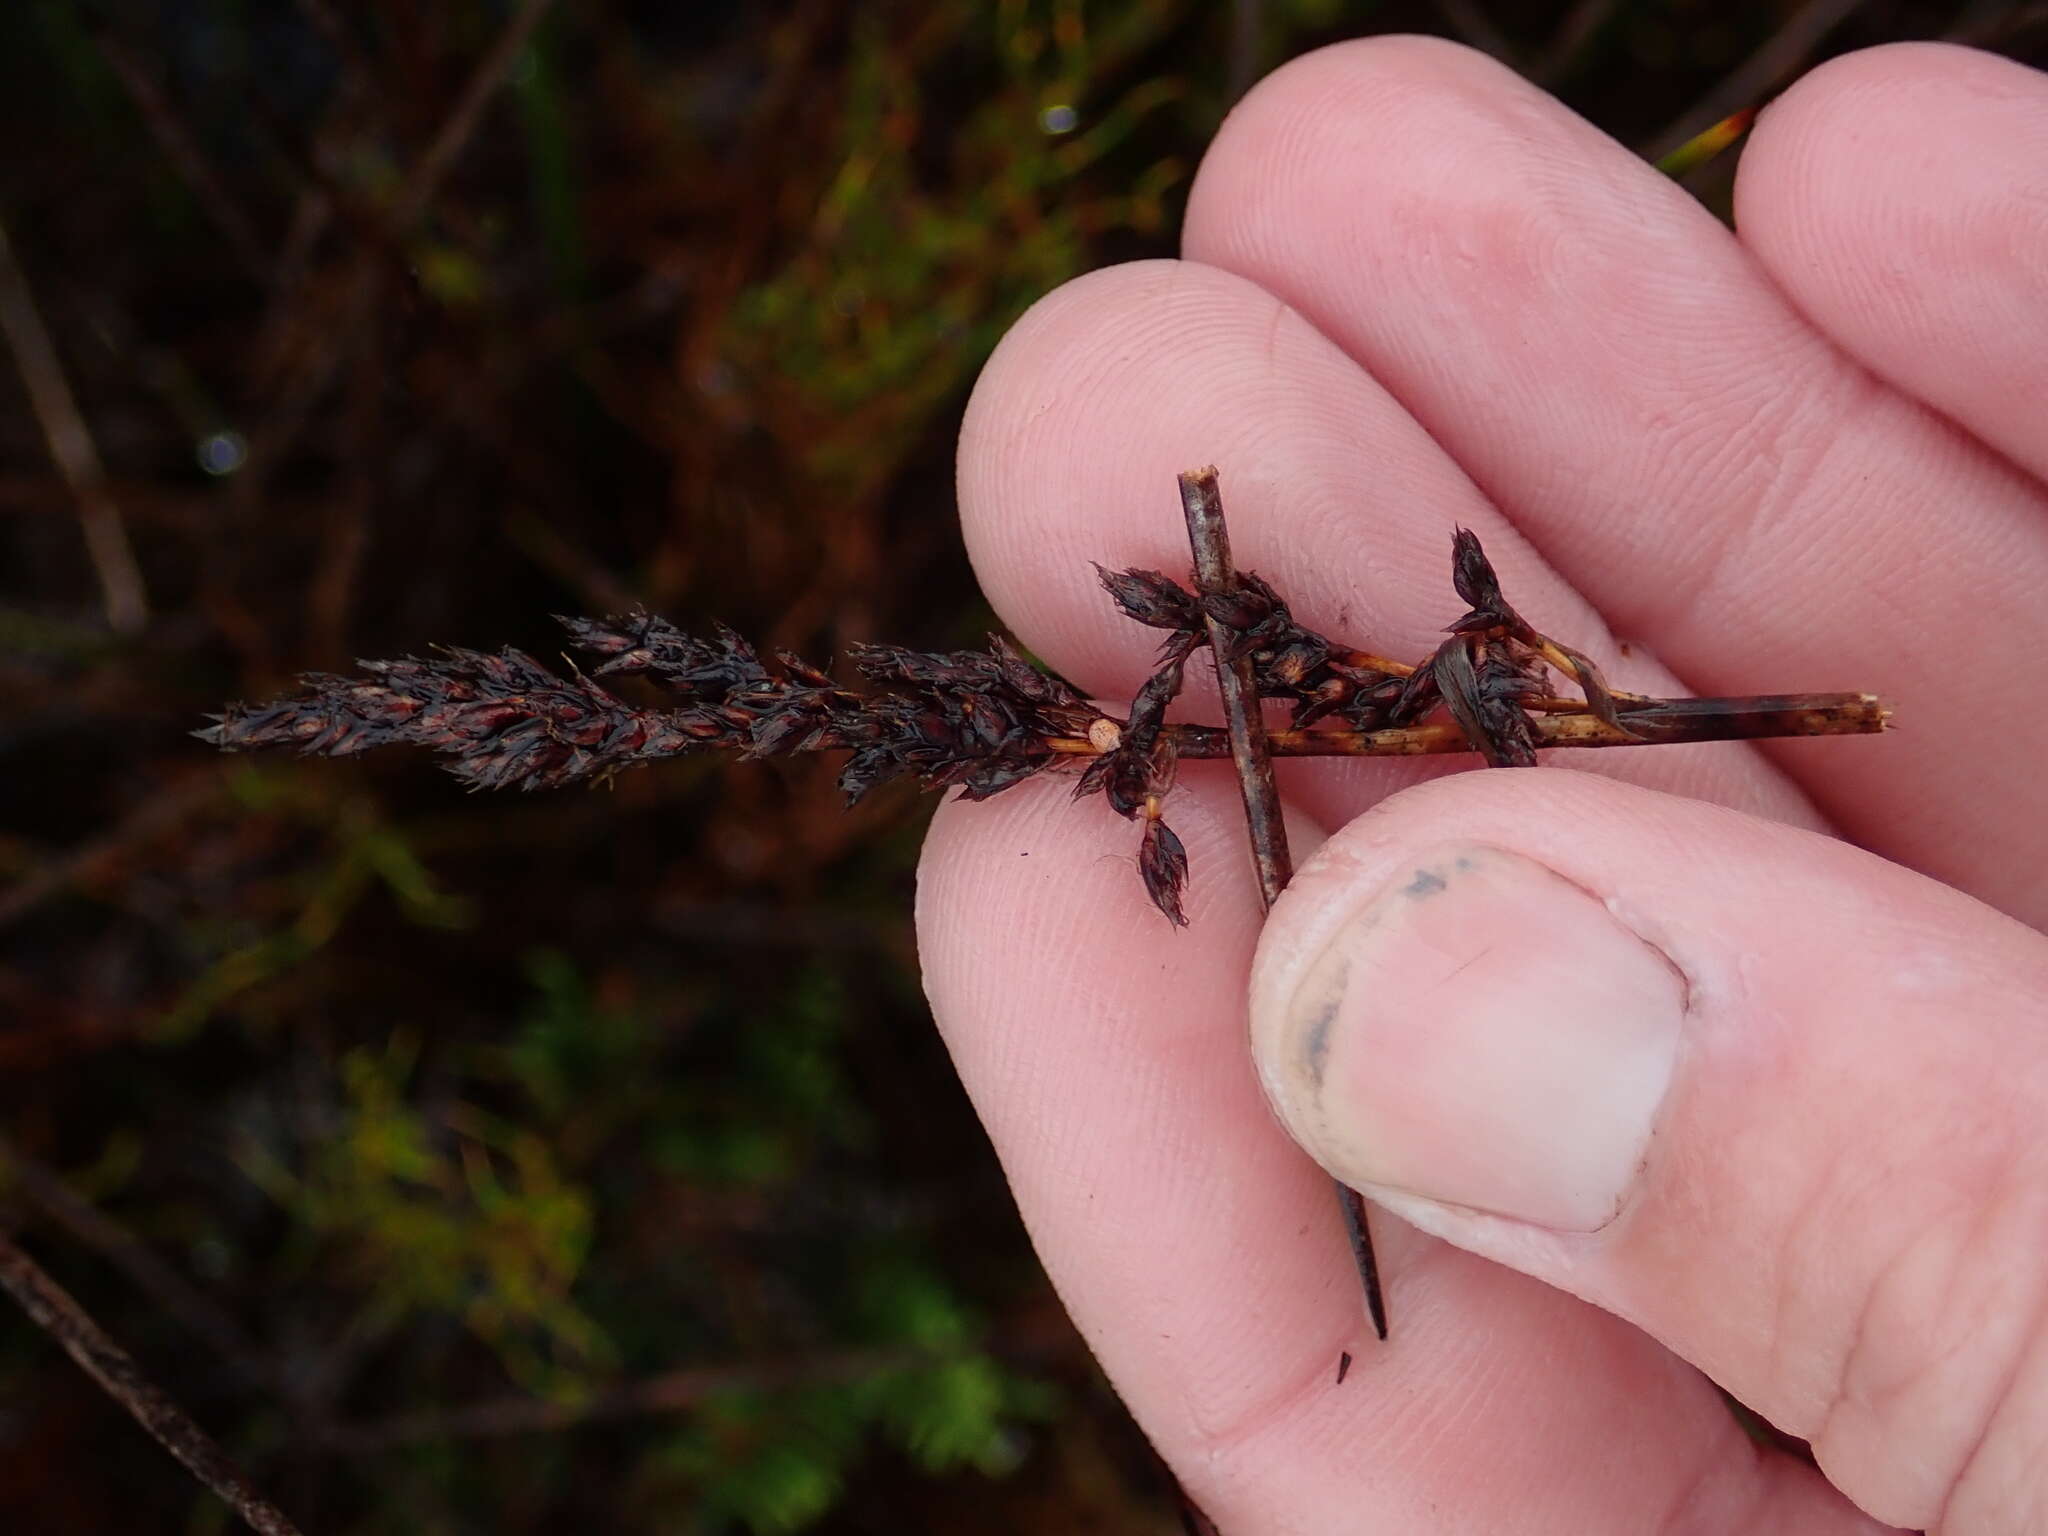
[917,38,2048,1536]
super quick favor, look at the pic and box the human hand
[918,38,2048,1534]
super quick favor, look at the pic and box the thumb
[1250,769,2048,1534]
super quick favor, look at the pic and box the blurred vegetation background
[0,2,2040,1531]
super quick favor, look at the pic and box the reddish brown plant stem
[1043,693,1891,760]
[1176,468,1390,1347]
[0,1231,307,1536]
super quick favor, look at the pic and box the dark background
[2,3,2040,1531]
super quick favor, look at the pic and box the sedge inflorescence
[200,528,1869,926]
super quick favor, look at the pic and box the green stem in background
[1655,107,1758,177]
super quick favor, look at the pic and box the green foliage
[162,779,473,1040]
[718,2,1195,493]
[489,948,652,1122]
[238,1031,609,1397]
[641,1350,1049,1534]
[885,1356,1023,1474]
[646,1399,852,1535]
[221,948,1046,1531]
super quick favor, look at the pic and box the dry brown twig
[1175,467,1390,1375]
[0,1231,306,1536]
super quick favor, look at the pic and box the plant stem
[1176,466,1389,1345]
[1178,467,1292,902]
[0,1231,307,1536]
[1044,692,1890,760]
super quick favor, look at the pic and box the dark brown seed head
[558,613,771,701]
[1095,564,1202,631]
[201,643,744,791]
[1200,585,1275,632]
[1255,638,1329,691]
[1432,635,1539,767]
[1449,527,1504,614]
[1071,752,1114,802]
[1138,816,1189,927]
